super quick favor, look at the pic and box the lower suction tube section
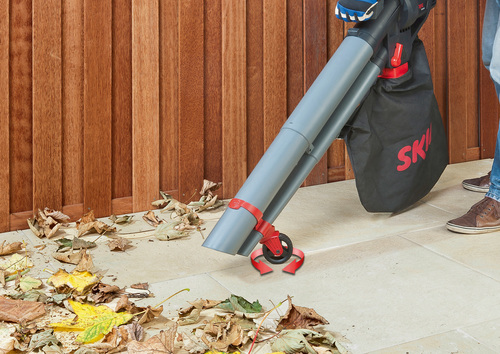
[237,52,388,256]
[202,35,374,255]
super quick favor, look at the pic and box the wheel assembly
[262,233,293,264]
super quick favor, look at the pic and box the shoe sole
[446,223,500,234]
[462,182,489,193]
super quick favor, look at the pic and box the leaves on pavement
[107,237,132,251]
[0,241,22,256]
[278,296,329,330]
[0,253,33,276]
[76,210,116,237]
[56,237,96,252]
[126,323,177,353]
[17,275,42,292]
[0,296,45,323]
[217,294,263,315]
[27,208,69,239]
[50,300,134,343]
[47,269,101,295]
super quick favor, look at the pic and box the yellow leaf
[47,269,100,295]
[0,253,33,275]
[50,300,134,343]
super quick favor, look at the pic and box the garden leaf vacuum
[203,0,448,266]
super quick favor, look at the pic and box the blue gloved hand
[335,0,379,22]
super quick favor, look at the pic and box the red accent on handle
[228,198,263,222]
[391,43,403,67]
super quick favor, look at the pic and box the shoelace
[471,198,498,218]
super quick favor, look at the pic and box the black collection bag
[342,38,448,213]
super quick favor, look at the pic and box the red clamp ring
[228,198,263,222]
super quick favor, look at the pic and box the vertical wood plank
[447,3,467,163]
[432,0,448,131]
[0,0,8,230]
[178,1,204,201]
[113,0,132,199]
[84,0,112,216]
[159,0,179,197]
[132,0,159,211]
[204,0,223,186]
[466,0,479,150]
[303,0,328,185]
[326,0,346,181]
[222,0,246,198]
[263,0,287,149]
[479,0,499,158]
[32,0,62,211]
[247,0,264,175]
[10,0,33,213]
[287,0,303,117]
[62,0,84,207]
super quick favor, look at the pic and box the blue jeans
[483,0,500,202]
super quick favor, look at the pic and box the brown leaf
[126,324,177,353]
[178,299,221,316]
[200,179,222,197]
[143,210,162,227]
[0,269,5,287]
[76,210,116,237]
[131,282,149,290]
[90,283,122,304]
[203,315,244,352]
[107,237,132,252]
[27,218,42,237]
[138,305,163,325]
[0,241,23,256]
[0,296,45,323]
[52,250,83,265]
[116,295,139,313]
[278,296,329,330]
[74,249,94,272]
[43,207,70,224]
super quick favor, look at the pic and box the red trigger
[391,43,403,67]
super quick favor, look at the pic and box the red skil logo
[397,123,432,172]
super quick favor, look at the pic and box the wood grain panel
[479,0,499,158]
[263,0,287,149]
[447,3,467,163]
[432,0,448,130]
[0,0,8,230]
[159,0,179,196]
[204,0,223,187]
[179,0,204,202]
[326,0,347,181]
[62,0,84,207]
[287,0,303,117]
[10,0,33,213]
[303,0,328,185]
[83,0,112,216]
[466,1,479,149]
[113,0,132,199]
[247,0,264,175]
[222,0,246,199]
[33,0,62,211]
[132,0,160,211]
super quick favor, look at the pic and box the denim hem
[486,191,500,203]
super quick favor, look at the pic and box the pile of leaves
[148,180,224,241]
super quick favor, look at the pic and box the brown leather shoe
[447,196,500,234]
[462,172,491,192]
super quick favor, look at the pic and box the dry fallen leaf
[143,210,163,227]
[277,296,329,330]
[200,179,222,197]
[74,249,94,272]
[0,296,46,323]
[52,250,83,265]
[50,300,134,344]
[107,237,132,252]
[0,241,23,256]
[137,305,163,325]
[130,282,149,290]
[27,209,66,239]
[90,283,122,304]
[76,210,116,237]
[126,324,177,353]
[47,269,101,295]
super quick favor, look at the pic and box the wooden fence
[0,0,498,232]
